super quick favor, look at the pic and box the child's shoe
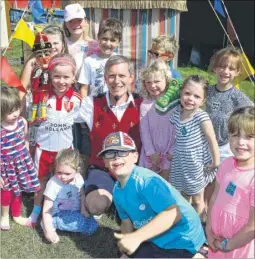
[13,216,31,226]
[1,215,10,230]
[24,217,36,228]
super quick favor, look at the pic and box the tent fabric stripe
[67,0,187,12]
[86,8,180,78]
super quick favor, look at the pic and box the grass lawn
[1,39,254,258]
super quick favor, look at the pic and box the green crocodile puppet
[155,78,183,115]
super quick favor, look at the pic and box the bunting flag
[234,53,255,88]
[227,18,237,42]
[29,0,46,24]
[0,56,26,93]
[12,18,35,48]
[214,0,225,17]
[42,0,61,9]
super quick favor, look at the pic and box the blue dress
[1,117,40,196]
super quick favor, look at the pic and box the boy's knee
[85,191,112,215]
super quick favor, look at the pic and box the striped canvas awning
[63,1,187,12]
[85,9,181,78]
[62,1,186,81]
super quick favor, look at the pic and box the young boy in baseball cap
[98,131,206,258]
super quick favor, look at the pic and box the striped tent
[63,0,187,79]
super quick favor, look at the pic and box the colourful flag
[12,18,35,48]
[0,56,26,93]
[227,18,237,43]
[214,0,225,17]
[42,0,61,8]
[29,0,46,24]
[234,53,255,88]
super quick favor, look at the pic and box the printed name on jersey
[45,123,72,132]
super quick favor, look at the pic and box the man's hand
[114,232,142,255]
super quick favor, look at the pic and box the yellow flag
[12,18,35,48]
[234,52,254,88]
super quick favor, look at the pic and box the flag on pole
[12,18,35,48]
[214,0,225,17]
[41,0,61,8]
[29,0,46,24]
[0,56,26,93]
[227,18,237,42]
[234,53,254,88]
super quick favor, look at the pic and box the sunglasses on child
[103,150,135,159]
[148,50,171,58]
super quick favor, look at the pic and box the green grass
[1,194,120,258]
[1,38,254,259]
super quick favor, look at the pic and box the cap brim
[97,147,136,157]
[64,14,85,22]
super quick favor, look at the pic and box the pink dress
[209,157,255,258]
[139,99,175,172]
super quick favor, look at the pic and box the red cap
[32,32,52,52]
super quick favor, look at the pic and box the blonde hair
[55,149,82,173]
[48,53,76,74]
[209,47,242,73]
[139,60,171,99]
[152,35,179,55]
[228,106,255,135]
[181,75,209,99]
[1,86,21,121]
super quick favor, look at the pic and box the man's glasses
[103,150,134,159]
[148,49,170,58]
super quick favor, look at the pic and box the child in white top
[78,18,123,98]
[63,3,99,89]
[169,75,220,219]
[42,149,97,244]
[26,53,82,227]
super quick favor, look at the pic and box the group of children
[0,2,254,258]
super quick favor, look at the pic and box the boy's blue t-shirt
[113,165,206,254]
[170,67,182,79]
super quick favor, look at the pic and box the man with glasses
[99,131,206,258]
[78,55,142,217]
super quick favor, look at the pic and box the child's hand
[45,231,59,244]
[167,153,173,161]
[114,232,142,256]
[205,162,219,170]
[205,227,219,252]
[150,153,160,165]
[0,177,4,188]
[213,238,225,251]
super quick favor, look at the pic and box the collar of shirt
[48,86,74,100]
[106,91,135,109]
